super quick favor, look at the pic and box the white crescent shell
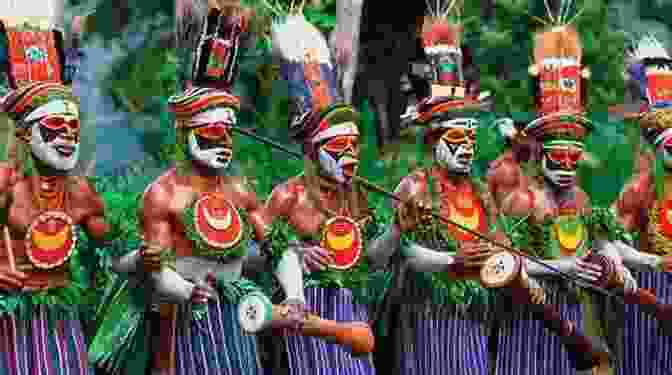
[238,292,273,333]
[203,204,232,230]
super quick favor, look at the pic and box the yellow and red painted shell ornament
[657,199,672,239]
[24,211,77,269]
[553,213,586,257]
[320,216,363,270]
[442,191,487,242]
[192,192,245,251]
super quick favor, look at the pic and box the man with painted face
[491,21,636,375]
[0,85,108,374]
[610,35,672,375]
[261,7,397,374]
[96,86,305,375]
[0,6,116,373]
[373,92,504,375]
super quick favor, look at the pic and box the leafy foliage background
[64,0,672,243]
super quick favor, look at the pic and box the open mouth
[457,155,473,164]
[556,176,575,185]
[54,145,75,157]
[342,162,358,177]
[216,149,232,164]
[218,148,232,157]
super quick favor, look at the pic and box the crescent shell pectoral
[204,206,233,230]
[448,204,479,231]
[325,231,355,252]
[31,225,70,251]
[556,222,584,251]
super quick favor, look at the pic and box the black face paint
[39,126,64,143]
[543,151,575,171]
[195,134,229,150]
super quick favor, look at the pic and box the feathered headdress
[0,0,80,165]
[410,0,492,144]
[177,0,249,90]
[0,0,70,89]
[167,86,240,128]
[524,0,593,143]
[263,0,358,157]
[621,34,672,146]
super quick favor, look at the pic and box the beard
[188,132,232,170]
[434,139,473,175]
[30,123,79,171]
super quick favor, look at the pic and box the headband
[311,121,359,144]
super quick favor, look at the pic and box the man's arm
[259,182,305,304]
[141,182,196,303]
[367,173,420,270]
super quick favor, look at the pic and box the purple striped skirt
[394,303,490,375]
[283,287,376,375]
[388,275,491,375]
[619,271,672,375]
[174,297,263,375]
[0,304,92,375]
[495,278,584,375]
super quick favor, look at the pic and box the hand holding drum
[479,251,611,371]
[238,292,375,356]
[583,253,672,327]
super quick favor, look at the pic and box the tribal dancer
[0,4,114,373]
[90,2,306,374]
[611,35,672,375]
[488,6,634,375]
[261,3,396,374]
[366,3,499,374]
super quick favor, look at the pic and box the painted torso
[501,181,591,259]
[0,165,106,289]
[487,149,530,211]
[395,167,496,306]
[398,167,494,249]
[614,152,666,254]
[267,175,372,265]
[141,168,266,260]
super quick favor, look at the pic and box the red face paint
[193,122,231,140]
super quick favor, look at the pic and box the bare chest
[167,185,251,257]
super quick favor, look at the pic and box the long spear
[230,125,620,301]
[232,125,619,369]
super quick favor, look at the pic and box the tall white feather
[0,0,64,30]
[271,14,332,65]
[332,0,363,104]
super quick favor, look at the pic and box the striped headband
[1,82,77,126]
[168,87,240,127]
[306,105,360,145]
[543,139,585,149]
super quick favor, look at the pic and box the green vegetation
[68,0,664,241]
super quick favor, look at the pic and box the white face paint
[433,118,477,175]
[30,116,79,171]
[187,107,236,170]
[188,131,232,170]
[317,135,359,184]
[541,143,583,189]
